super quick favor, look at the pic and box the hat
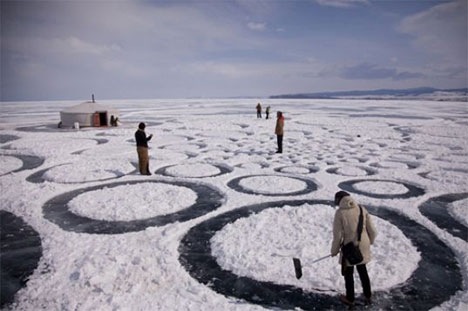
[334,191,350,205]
[138,122,146,130]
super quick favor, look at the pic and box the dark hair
[334,191,350,205]
[138,122,146,130]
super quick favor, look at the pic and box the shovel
[293,254,332,279]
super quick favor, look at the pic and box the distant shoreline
[270,87,468,102]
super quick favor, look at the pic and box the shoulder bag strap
[357,206,363,242]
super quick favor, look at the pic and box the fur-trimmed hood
[339,196,359,210]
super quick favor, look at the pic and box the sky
[1,0,467,101]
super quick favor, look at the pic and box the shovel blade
[293,257,302,279]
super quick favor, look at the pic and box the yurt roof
[62,101,116,113]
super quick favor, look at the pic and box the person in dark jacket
[331,191,377,307]
[135,122,153,175]
[256,103,262,118]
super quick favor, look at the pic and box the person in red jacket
[275,111,284,153]
[135,122,153,175]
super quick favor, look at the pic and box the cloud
[398,0,467,63]
[315,0,369,8]
[340,63,423,81]
[247,22,266,31]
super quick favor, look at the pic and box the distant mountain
[270,87,468,101]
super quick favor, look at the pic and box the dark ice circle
[338,179,425,199]
[155,163,232,178]
[227,175,318,196]
[274,165,320,175]
[43,180,225,234]
[326,166,377,177]
[1,211,42,308]
[178,200,461,310]
[419,192,468,240]
[0,154,44,176]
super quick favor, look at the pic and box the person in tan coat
[275,111,284,153]
[331,191,377,307]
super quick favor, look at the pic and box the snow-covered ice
[0,98,467,310]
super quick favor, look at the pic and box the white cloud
[247,22,266,31]
[62,37,121,55]
[398,0,467,64]
[315,0,369,8]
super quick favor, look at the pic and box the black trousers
[343,264,371,302]
[276,135,283,153]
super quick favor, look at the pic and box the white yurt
[60,95,119,128]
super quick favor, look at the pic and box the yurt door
[99,112,108,126]
[93,112,108,126]
[93,113,101,126]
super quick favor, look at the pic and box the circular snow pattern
[336,166,369,176]
[424,170,468,185]
[449,198,468,227]
[389,154,422,161]
[373,161,408,169]
[239,176,307,194]
[354,181,408,195]
[162,143,201,152]
[43,159,135,183]
[279,166,310,174]
[69,183,197,221]
[154,150,189,162]
[211,204,419,292]
[166,164,221,178]
[0,156,23,174]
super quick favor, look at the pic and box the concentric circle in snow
[69,183,197,221]
[166,164,221,177]
[43,180,225,234]
[155,163,232,178]
[336,166,369,176]
[281,166,310,174]
[210,204,419,292]
[180,199,461,310]
[161,143,202,152]
[353,181,408,195]
[227,175,318,196]
[239,176,306,194]
[338,179,425,199]
[0,156,23,175]
[371,161,408,169]
[43,159,135,183]
[326,166,376,177]
[275,165,319,175]
[422,169,468,185]
[153,150,189,162]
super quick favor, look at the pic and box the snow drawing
[1,99,467,310]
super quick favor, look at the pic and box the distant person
[275,111,284,153]
[256,103,262,118]
[265,106,270,119]
[110,115,119,126]
[135,122,153,175]
[331,191,377,307]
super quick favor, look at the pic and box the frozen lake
[1,98,467,310]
